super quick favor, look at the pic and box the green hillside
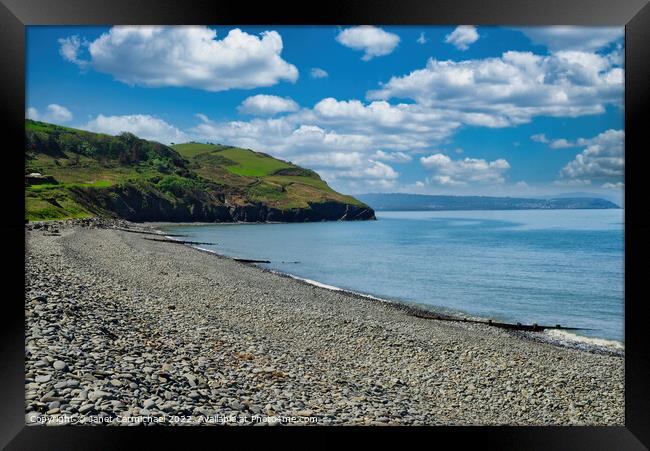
[24,120,374,222]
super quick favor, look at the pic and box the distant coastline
[357,193,619,212]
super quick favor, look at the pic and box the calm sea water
[162,209,624,343]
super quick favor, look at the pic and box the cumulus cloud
[191,118,373,156]
[373,150,412,163]
[60,26,298,92]
[602,182,624,189]
[26,107,39,120]
[548,139,575,149]
[294,153,398,179]
[336,26,400,61]
[27,104,73,123]
[518,26,623,51]
[444,26,479,51]
[310,67,329,78]
[420,153,510,186]
[308,98,466,141]
[58,35,88,68]
[290,152,399,192]
[357,161,399,179]
[417,32,427,44]
[83,114,187,144]
[560,129,624,179]
[530,133,576,148]
[367,50,623,126]
[237,95,299,116]
[292,151,365,169]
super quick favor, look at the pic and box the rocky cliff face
[72,185,376,223]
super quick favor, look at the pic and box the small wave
[544,329,624,352]
[279,272,392,303]
[285,273,363,296]
[193,245,218,255]
[288,276,343,292]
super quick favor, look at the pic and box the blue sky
[26,25,624,200]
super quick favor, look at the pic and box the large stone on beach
[184,373,198,387]
[53,360,68,371]
[78,404,95,414]
[88,390,111,402]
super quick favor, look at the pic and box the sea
[161,209,624,348]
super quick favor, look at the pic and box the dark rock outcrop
[71,185,376,223]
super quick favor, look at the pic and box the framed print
[1,0,649,448]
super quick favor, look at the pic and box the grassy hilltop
[25,120,374,222]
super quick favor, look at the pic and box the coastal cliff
[24,120,375,222]
[72,186,375,222]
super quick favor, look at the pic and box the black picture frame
[1,0,648,448]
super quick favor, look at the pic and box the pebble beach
[25,219,624,426]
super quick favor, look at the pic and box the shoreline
[25,219,624,425]
[155,222,624,357]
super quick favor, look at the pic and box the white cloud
[27,104,73,123]
[195,113,210,124]
[83,114,187,144]
[308,98,465,140]
[552,178,592,187]
[560,129,624,179]
[296,154,398,180]
[531,133,549,143]
[549,139,575,149]
[602,182,624,189]
[58,35,88,68]
[336,26,400,61]
[60,26,298,92]
[189,116,375,164]
[237,94,299,116]
[290,152,399,192]
[360,161,399,179]
[368,50,623,126]
[420,153,510,186]
[518,26,623,51]
[310,67,329,78]
[373,150,412,163]
[417,32,427,44]
[531,133,576,148]
[444,26,479,51]
[26,107,39,120]
[292,151,364,169]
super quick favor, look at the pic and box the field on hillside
[24,120,367,220]
[172,143,363,209]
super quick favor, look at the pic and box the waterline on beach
[174,236,624,354]
[161,209,624,346]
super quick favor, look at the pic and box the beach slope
[25,221,624,425]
